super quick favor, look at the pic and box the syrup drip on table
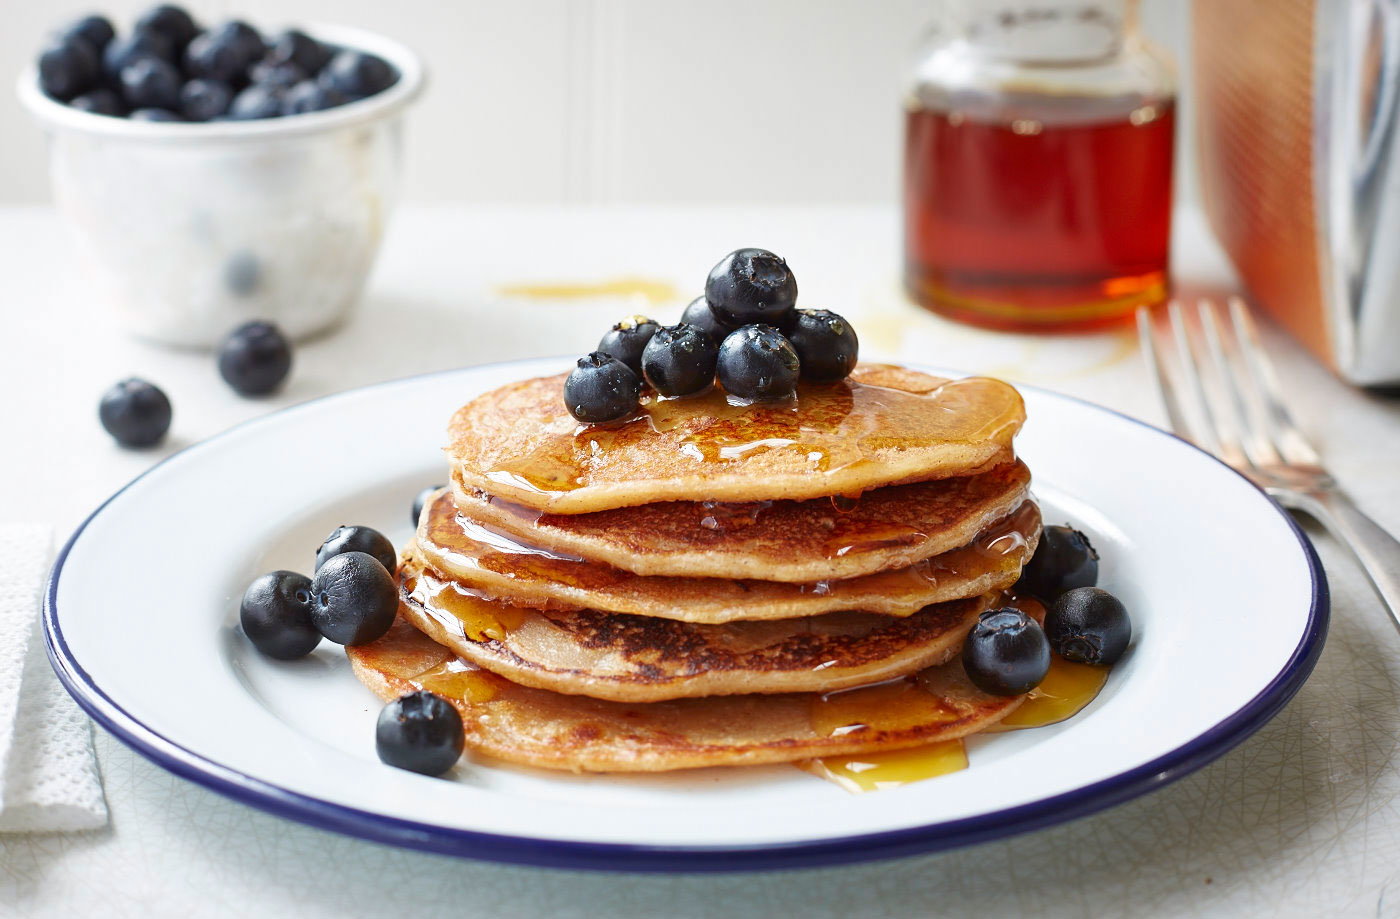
[484,374,1023,495]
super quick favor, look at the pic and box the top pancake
[447,364,1025,513]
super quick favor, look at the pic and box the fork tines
[1136,298,1322,480]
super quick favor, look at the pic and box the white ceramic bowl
[17,24,426,348]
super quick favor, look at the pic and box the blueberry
[322,50,396,99]
[128,107,184,121]
[249,59,306,90]
[227,84,284,120]
[1046,587,1131,666]
[315,525,397,575]
[787,309,858,382]
[640,323,719,397]
[217,320,292,395]
[178,78,232,121]
[183,22,261,83]
[38,40,99,101]
[119,57,181,112]
[308,551,398,645]
[69,87,125,117]
[281,79,346,115]
[1016,525,1099,601]
[267,29,331,76]
[962,607,1051,696]
[412,485,445,527]
[376,691,464,776]
[597,315,660,376]
[679,295,731,341]
[98,378,171,448]
[239,570,320,660]
[705,248,798,327]
[62,15,115,54]
[102,31,173,82]
[563,352,642,424]
[135,5,199,52]
[716,324,800,402]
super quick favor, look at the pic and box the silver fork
[1137,297,1400,632]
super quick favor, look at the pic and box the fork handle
[1297,489,1400,633]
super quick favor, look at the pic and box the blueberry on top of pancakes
[705,248,798,327]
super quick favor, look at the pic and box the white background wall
[0,0,1190,206]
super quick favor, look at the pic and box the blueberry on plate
[98,378,171,448]
[679,295,731,341]
[217,320,292,394]
[376,692,464,776]
[62,15,115,54]
[119,57,182,112]
[178,78,232,121]
[1045,587,1131,666]
[128,107,184,121]
[38,39,99,101]
[315,524,397,575]
[705,248,798,328]
[412,485,445,527]
[597,315,660,376]
[281,79,346,115]
[1016,524,1099,601]
[69,88,125,117]
[135,4,199,52]
[267,29,330,76]
[249,59,306,90]
[102,30,174,82]
[787,309,858,381]
[227,84,284,120]
[240,570,320,660]
[716,324,801,402]
[321,49,396,99]
[564,352,642,424]
[640,323,719,398]
[308,551,398,645]
[962,607,1051,696]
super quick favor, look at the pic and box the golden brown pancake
[447,364,1025,514]
[347,617,1024,772]
[414,496,1041,622]
[449,460,1031,581]
[399,553,995,702]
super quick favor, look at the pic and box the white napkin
[0,525,107,832]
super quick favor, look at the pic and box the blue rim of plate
[43,359,1330,873]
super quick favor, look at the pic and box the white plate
[45,358,1327,872]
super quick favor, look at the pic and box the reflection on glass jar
[903,0,1176,332]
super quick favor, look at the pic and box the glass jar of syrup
[903,0,1175,331]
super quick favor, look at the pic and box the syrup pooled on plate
[796,740,968,793]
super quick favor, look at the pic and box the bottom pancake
[347,616,1024,773]
[401,551,994,701]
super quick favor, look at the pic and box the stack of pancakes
[348,363,1042,772]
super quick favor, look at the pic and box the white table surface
[3,204,1400,918]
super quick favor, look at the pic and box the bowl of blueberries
[18,6,425,348]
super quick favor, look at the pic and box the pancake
[347,617,1024,772]
[447,364,1025,514]
[450,459,1031,581]
[399,553,995,702]
[415,494,1042,622]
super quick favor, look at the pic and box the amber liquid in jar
[903,94,1174,331]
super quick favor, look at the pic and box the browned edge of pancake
[347,617,1024,773]
[412,498,1042,622]
[398,554,996,702]
[447,459,1032,581]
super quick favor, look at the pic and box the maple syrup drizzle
[807,674,962,737]
[495,277,681,306]
[407,571,528,642]
[989,657,1108,731]
[409,658,499,703]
